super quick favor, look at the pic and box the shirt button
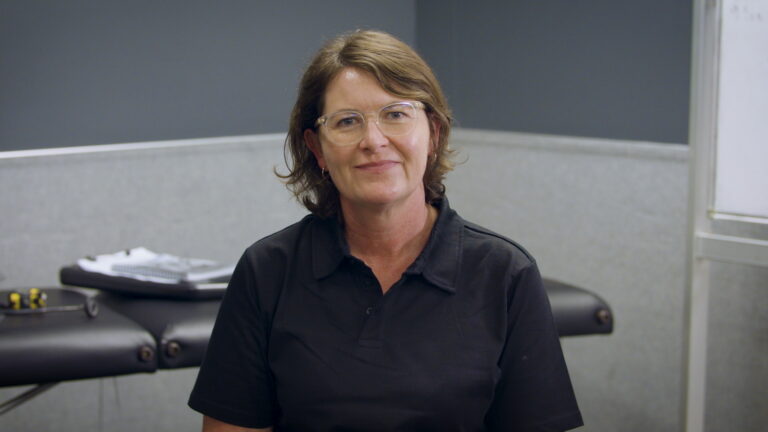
[365,307,374,315]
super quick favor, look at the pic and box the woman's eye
[333,115,361,129]
[383,110,409,121]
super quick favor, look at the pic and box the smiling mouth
[355,161,399,170]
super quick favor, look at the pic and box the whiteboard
[714,0,768,220]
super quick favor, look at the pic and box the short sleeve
[484,262,584,431]
[188,251,276,428]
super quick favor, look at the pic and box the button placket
[351,261,384,346]
[359,300,383,346]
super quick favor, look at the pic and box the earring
[321,167,328,179]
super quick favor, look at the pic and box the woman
[189,30,583,432]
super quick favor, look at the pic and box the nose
[358,115,389,150]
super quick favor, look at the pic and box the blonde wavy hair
[277,30,454,218]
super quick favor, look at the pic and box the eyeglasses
[315,101,425,147]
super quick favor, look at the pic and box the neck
[342,198,437,260]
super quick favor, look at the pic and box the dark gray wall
[0,0,416,151]
[416,0,692,144]
[1,1,692,151]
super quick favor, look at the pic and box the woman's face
[305,67,435,212]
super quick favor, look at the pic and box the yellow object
[8,292,22,310]
[29,288,46,308]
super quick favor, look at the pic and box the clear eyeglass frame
[315,101,425,147]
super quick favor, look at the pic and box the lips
[355,160,399,171]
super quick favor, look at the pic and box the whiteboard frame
[683,1,719,431]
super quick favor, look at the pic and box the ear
[428,116,441,154]
[304,129,326,169]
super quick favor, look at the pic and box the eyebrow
[324,100,411,114]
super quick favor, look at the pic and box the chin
[356,187,422,208]
[359,194,403,206]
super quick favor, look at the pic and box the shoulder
[426,199,538,287]
[227,214,320,312]
[458,217,537,274]
[241,214,317,265]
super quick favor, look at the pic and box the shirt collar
[310,198,463,294]
[311,215,348,280]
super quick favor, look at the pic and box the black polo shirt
[189,199,583,431]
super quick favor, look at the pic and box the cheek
[320,145,352,171]
[407,133,431,167]
[401,146,430,181]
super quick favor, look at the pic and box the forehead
[323,68,399,113]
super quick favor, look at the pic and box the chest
[266,267,507,431]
